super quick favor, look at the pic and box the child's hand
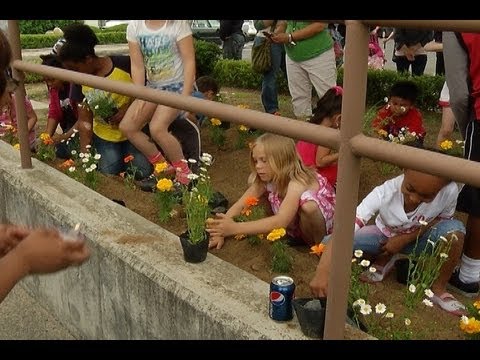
[208,235,225,250]
[0,224,30,257]
[205,213,236,238]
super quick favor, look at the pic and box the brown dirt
[30,84,468,339]
[89,126,468,340]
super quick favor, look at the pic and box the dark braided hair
[310,87,343,125]
[57,23,98,63]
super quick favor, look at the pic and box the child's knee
[300,200,319,217]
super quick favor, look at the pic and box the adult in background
[253,20,285,116]
[219,20,245,60]
[443,31,480,298]
[272,21,337,120]
[393,28,433,76]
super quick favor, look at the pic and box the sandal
[430,292,467,317]
[360,253,405,284]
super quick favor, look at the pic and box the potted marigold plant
[179,153,213,263]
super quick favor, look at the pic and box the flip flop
[430,292,467,317]
[360,253,405,284]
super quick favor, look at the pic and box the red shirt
[296,140,338,188]
[372,106,426,139]
[461,33,480,120]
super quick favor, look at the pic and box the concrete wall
[0,142,368,339]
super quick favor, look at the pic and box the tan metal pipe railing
[7,19,480,340]
[13,60,342,150]
[7,20,32,168]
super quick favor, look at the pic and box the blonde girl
[207,133,336,249]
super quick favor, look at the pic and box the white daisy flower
[375,303,386,314]
[354,250,363,258]
[409,284,416,293]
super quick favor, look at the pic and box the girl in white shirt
[310,167,467,316]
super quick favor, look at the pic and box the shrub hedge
[20,32,127,49]
[212,60,444,111]
[18,20,79,34]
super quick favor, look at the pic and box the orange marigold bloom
[241,208,251,216]
[60,159,75,168]
[244,196,259,207]
[310,243,325,255]
[234,234,246,240]
[124,154,134,163]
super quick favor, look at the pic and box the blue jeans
[322,219,465,256]
[254,36,285,114]
[92,134,152,179]
[352,219,465,256]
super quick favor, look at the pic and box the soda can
[269,275,295,321]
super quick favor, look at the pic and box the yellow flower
[154,162,169,174]
[236,104,250,109]
[234,234,246,240]
[238,125,249,132]
[156,178,173,192]
[377,129,388,138]
[440,139,453,150]
[39,133,50,141]
[460,317,480,334]
[13,143,20,150]
[210,118,222,126]
[267,228,286,242]
[474,301,480,310]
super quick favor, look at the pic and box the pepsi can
[269,275,295,321]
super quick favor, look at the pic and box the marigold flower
[440,139,453,150]
[473,300,480,310]
[234,234,246,240]
[459,317,480,334]
[238,125,249,132]
[60,159,75,169]
[13,143,20,150]
[154,162,169,174]
[267,228,286,242]
[156,178,174,192]
[210,118,222,126]
[310,243,325,255]
[244,196,259,207]
[241,208,252,216]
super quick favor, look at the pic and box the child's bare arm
[315,146,338,168]
[225,181,266,219]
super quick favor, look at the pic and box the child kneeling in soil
[206,133,336,250]
[309,153,466,316]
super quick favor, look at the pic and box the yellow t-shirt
[82,56,133,142]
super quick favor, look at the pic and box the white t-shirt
[126,20,192,87]
[355,174,459,237]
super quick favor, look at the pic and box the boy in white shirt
[310,166,466,316]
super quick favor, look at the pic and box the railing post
[323,20,369,339]
[7,20,32,169]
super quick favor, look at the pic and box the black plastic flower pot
[293,297,327,339]
[395,258,417,285]
[179,231,209,263]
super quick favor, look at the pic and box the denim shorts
[146,81,183,94]
[321,219,465,256]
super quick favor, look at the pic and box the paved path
[0,284,76,339]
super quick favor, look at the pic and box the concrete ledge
[0,142,370,339]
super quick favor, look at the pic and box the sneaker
[447,269,480,298]
[136,174,157,193]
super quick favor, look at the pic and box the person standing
[253,20,285,116]
[393,28,433,76]
[271,21,337,120]
[219,20,245,60]
[443,31,480,298]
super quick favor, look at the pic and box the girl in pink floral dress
[207,133,336,249]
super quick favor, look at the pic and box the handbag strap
[270,20,278,33]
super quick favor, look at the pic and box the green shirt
[285,21,333,62]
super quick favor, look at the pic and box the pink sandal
[360,253,405,284]
[430,292,467,317]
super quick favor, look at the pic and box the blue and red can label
[269,275,295,321]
